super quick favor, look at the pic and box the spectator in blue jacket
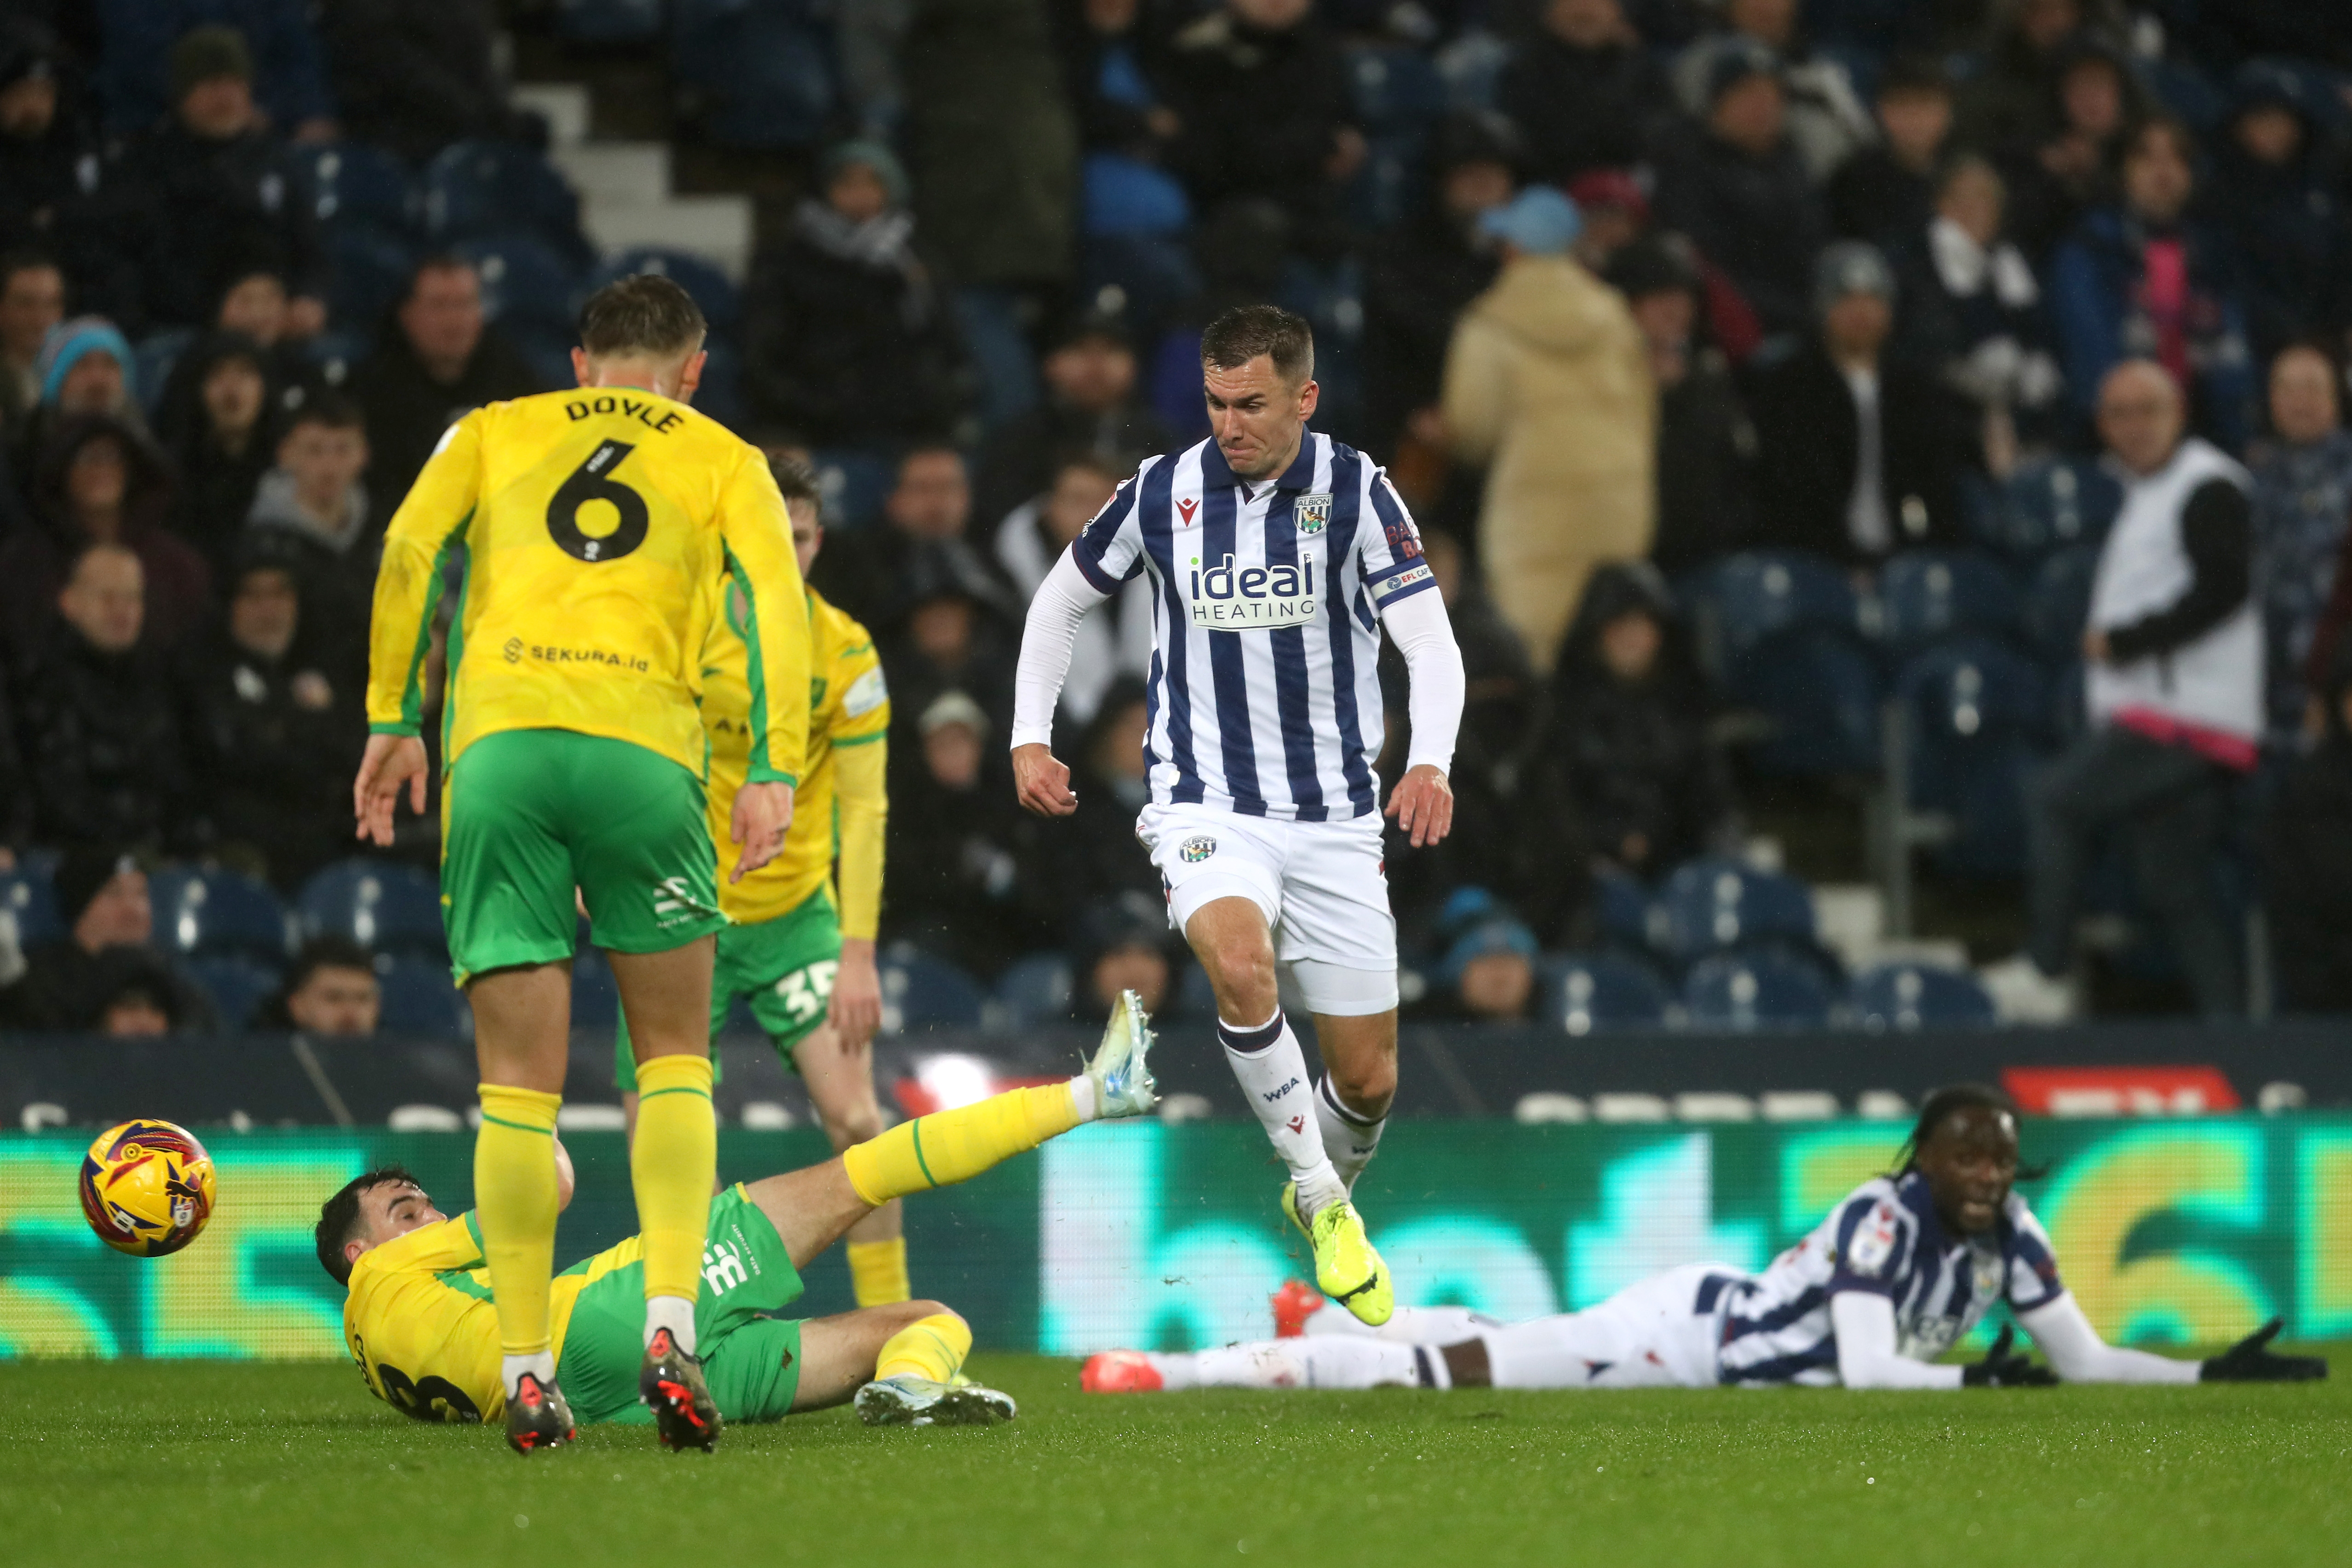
[92,0,336,138]
[2204,61,2352,367]
[2048,115,2256,454]
[2250,342,2352,743]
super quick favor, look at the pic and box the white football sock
[1183,1338,1425,1390]
[1314,1076,1387,1191]
[1219,1010,1346,1218]
[644,1293,697,1356]
[501,1350,556,1398]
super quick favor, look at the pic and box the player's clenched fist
[1012,742,1078,817]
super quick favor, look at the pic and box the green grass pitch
[3,1353,2346,1567]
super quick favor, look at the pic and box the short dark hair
[287,933,375,992]
[2128,112,2198,167]
[577,274,707,360]
[403,253,477,302]
[768,452,820,510]
[1895,1083,2023,1175]
[286,389,364,435]
[1877,52,1950,100]
[1050,448,1124,486]
[1200,304,1314,385]
[315,1165,420,1285]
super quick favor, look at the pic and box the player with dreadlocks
[1083,1083,2327,1393]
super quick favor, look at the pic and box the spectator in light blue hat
[1431,887,1540,1021]
[1475,186,1582,258]
[11,313,142,487]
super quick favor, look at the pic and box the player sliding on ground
[619,454,908,1312]
[354,275,812,1454]
[1082,1083,2328,1394]
[321,996,1156,1434]
[1011,304,1466,1328]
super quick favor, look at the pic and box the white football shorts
[1135,801,1398,1014]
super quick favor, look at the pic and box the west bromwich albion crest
[1295,492,1332,534]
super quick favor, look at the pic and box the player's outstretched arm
[1829,1290,1971,1388]
[2014,1293,2203,1384]
[2198,1319,2328,1382]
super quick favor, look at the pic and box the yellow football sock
[875,1312,970,1384]
[849,1236,911,1307]
[630,1053,717,1306]
[841,1083,1080,1207]
[476,1083,563,1356]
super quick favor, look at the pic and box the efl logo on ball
[1180,836,1217,864]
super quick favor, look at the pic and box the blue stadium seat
[187,956,282,1031]
[1876,549,2020,655]
[1897,638,2052,879]
[1656,857,1817,967]
[878,945,987,1032]
[298,860,446,956]
[1739,626,1885,775]
[557,0,665,43]
[1982,457,2122,561]
[1681,950,1834,1029]
[0,861,63,950]
[422,141,589,264]
[2020,545,2100,668]
[375,956,471,1038]
[326,225,420,332]
[1538,952,1670,1034]
[809,448,894,530]
[1347,131,1425,233]
[1592,869,1654,951]
[148,868,293,961]
[571,947,621,1030]
[994,952,1075,1029]
[672,0,835,150]
[586,248,742,336]
[1850,961,1996,1030]
[1347,45,1446,130]
[298,142,415,233]
[1698,551,1864,665]
[453,234,584,338]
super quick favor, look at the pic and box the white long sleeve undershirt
[1830,1292,1965,1389]
[1830,1288,2203,1389]
[1009,546,1468,777]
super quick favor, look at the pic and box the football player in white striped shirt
[1012,305,1467,1325]
[1081,1084,2326,1391]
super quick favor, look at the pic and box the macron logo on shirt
[1187,553,1319,629]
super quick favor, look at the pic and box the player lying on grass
[1083,1082,2326,1394]
[320,995,1156,1435]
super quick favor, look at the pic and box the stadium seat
[1348,131,1426,233]
[1538,952,1671,1034]
[1876,549,2021,655]
[148,868,293,961]
[297,860,446,957]
[421,140,591,265]
[187,956,282,1031]
[2020,545,2100,668]
[1592,868,1655,951]
[1982,456,2122,561]
[571,947,622,1031]
[325,226,420,337]
[1896,638,2052,879]
[1655,857,1817,967]
[1347,45,1447,131]
[374,956,472,1039]
[453,234,583,338]
[586,248,742,336]
[809,449,894,530]
[298,142,415,233]
[672,0,835,150]
[1695,550,1864,666]
[878,944,987,1033]
[0,861,63,950]
[1681,950,1834,1029]
[557,0,665,43]
[1739,627,1885,775]
[1850,961,1996,1030]
[994,952,1075,1029]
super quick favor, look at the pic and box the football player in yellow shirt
[352,275,812,1455]
[321,994,1158,1432]
[617,454,908,1305]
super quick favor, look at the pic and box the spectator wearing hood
[0,845,212,1032]
[1543,561,1733,883]
[1608,233,1755,575]
[1892,154,2065,469]
[8,543,195,850]
[160,331,275,567]
[0,248,64,435]
[2263,641,2352,1013]
[1652,41,1828,342]
[1362,112,1514,471]
[1067,889,1176,1020]
[351,255,541,505]
[0,414,209,658]
[1420,887,1538,1023]
[9,313,143,483]
[1499,0,1670,187]
[1956,0,2123,157]
[2049,116,2257,454]
[1441,186,1653,672]
[744,141,964,450]
[109,27,328,334]
[1160,0,1360,253]
[993,450,1148,727]
[319,0,536,166]
[244,391,374,678]
[2206,62,2352,366]
[883,689,1046,974]
[972,307,1167,532]
[179,543,360,888]
[1828,53,1955,246]
[92,3,338,139]
[0,21,113,303]
[1751,242,1964,567]
[1671,0,1875,183]
[2251,344,2352,744]
[1995,39,2144,261]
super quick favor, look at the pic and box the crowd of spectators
[5,0,2352,1035]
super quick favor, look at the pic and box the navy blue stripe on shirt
[1720,1340,1840,1386]
[1072,481,1139,592]
[1720,1285,1830,1344]
[1262,488,1327,821]
[1323,450,1377,816]
[1136,458,1202,803]
[1201,477,1266,815]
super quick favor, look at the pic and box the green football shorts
[614,888,843,1092]
[441,728,725,984]
[556,1184,806,1425]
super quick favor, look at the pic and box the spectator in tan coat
[1441,187,1654,671]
